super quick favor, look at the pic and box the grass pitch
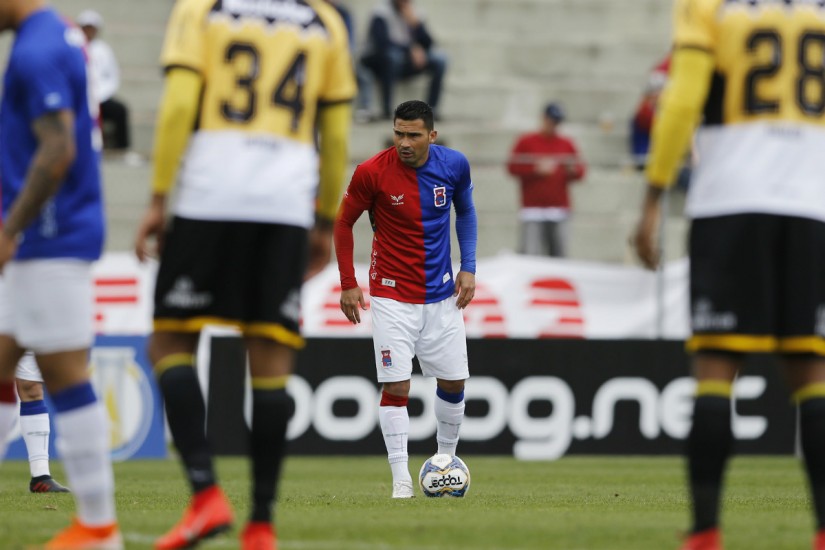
[0,455,814,549]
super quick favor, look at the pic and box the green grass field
[0,455,815,549]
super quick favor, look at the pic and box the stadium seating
[2,0,686,263]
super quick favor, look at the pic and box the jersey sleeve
[672,0,720,51]
[12,48,75,121]
[340,164,375,211]
[317,5,357,104]
[160,0,210,73]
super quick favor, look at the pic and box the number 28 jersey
[160,0,356,227]
[677,0,825,222]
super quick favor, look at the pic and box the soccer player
[133,0,355,548]
[335,100,477,499]
[16,353,70,493]
[0,1,120,548]
[632,1,825,549]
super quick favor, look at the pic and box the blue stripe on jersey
[51,381,97,413]
[0,9,104,260]
[415,145,476,303]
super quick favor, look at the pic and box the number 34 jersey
[677,0,825,222]
[160,0,356,227]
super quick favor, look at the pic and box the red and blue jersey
[0,8,104,260]
[335,144,477,304]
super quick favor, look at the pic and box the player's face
[393,118,437,168]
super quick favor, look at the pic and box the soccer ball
[418,453,471,498]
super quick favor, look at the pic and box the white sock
[55,400,116,526]
[0,401,17,466]
[379,405,411,482]
[20,411,50,478]
[435,394,465,456]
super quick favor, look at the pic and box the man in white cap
[77,9,131,151]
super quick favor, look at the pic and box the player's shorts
[370,295,470,383]
[688,213,825,355]
[153,216,307,349]
[15,352,42,383]
[0,260,94,354]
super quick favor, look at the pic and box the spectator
[630,63,668,171]
[359,0,447,120]
[77,9,131,151]
[507,103,586,257]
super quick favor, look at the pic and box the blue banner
[5,335,166,461]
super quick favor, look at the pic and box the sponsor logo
[442,272,451,284]
[427,474,464,488]
[280,374,769,459]
[390,194,405,206]
[692,298,737,331]
[163,277,212,309]
[280,289,301,323]
[382,278,396,287]
[381,350,392,368]
[221,0,317,26]
[433,186,447,207]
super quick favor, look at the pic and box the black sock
[157,364,216,494]
[800,397,825,530]
[688,394,733,533]
[250,388,293,523]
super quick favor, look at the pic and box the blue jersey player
[0,1,120,548]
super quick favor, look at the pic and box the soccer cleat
[679,528,722,550]
[241,522,277,550]
[44,518,122,549]
[815,529,825,550]
[391,480,415,499]
[155,485,233,550]
[30,475,71,493]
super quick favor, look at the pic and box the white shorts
[370,296,469,383]
[0,260,94,354]
[15,352,42,382]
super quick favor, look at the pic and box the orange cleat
[679,528,722,550]
[815,529,825,550]
[44,518,122,549]
[241,522,277,550]
[155,486,233,550]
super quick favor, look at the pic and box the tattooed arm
[0,109,76,269]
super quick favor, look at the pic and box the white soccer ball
[418,453,471,498]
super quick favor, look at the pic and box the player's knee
[382,380,410,397]
[436,379,464,394]
[15,378,43,401]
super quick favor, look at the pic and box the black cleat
[29,475,71,493]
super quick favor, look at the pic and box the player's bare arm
[340,286,367,324]
[632,185,664,270]
[0,110,75,269]
[454,271,476,309]
[134,194,168,262]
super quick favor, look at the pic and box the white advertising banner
[93,252,689,340]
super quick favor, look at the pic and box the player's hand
[305,221,333,281]
[0,231,18,273]
[134,195,167,263]
[535,156,558,175]
[454,271,476,309]
[632,185,663,270]
[340,287,367,324]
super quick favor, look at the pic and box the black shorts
[153,216,308,348]
[688,213,825,355]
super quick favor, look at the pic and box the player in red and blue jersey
[0,1,119,548]
[335,100,477,498]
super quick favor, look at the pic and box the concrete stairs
[7,0,686,264]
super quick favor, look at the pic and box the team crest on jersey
[434,186,447,207]
[381,349,393,368]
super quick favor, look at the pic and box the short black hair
[393,100,434,131]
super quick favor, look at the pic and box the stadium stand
[3,0,683,264]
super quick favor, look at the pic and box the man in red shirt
[507,103,586,257]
